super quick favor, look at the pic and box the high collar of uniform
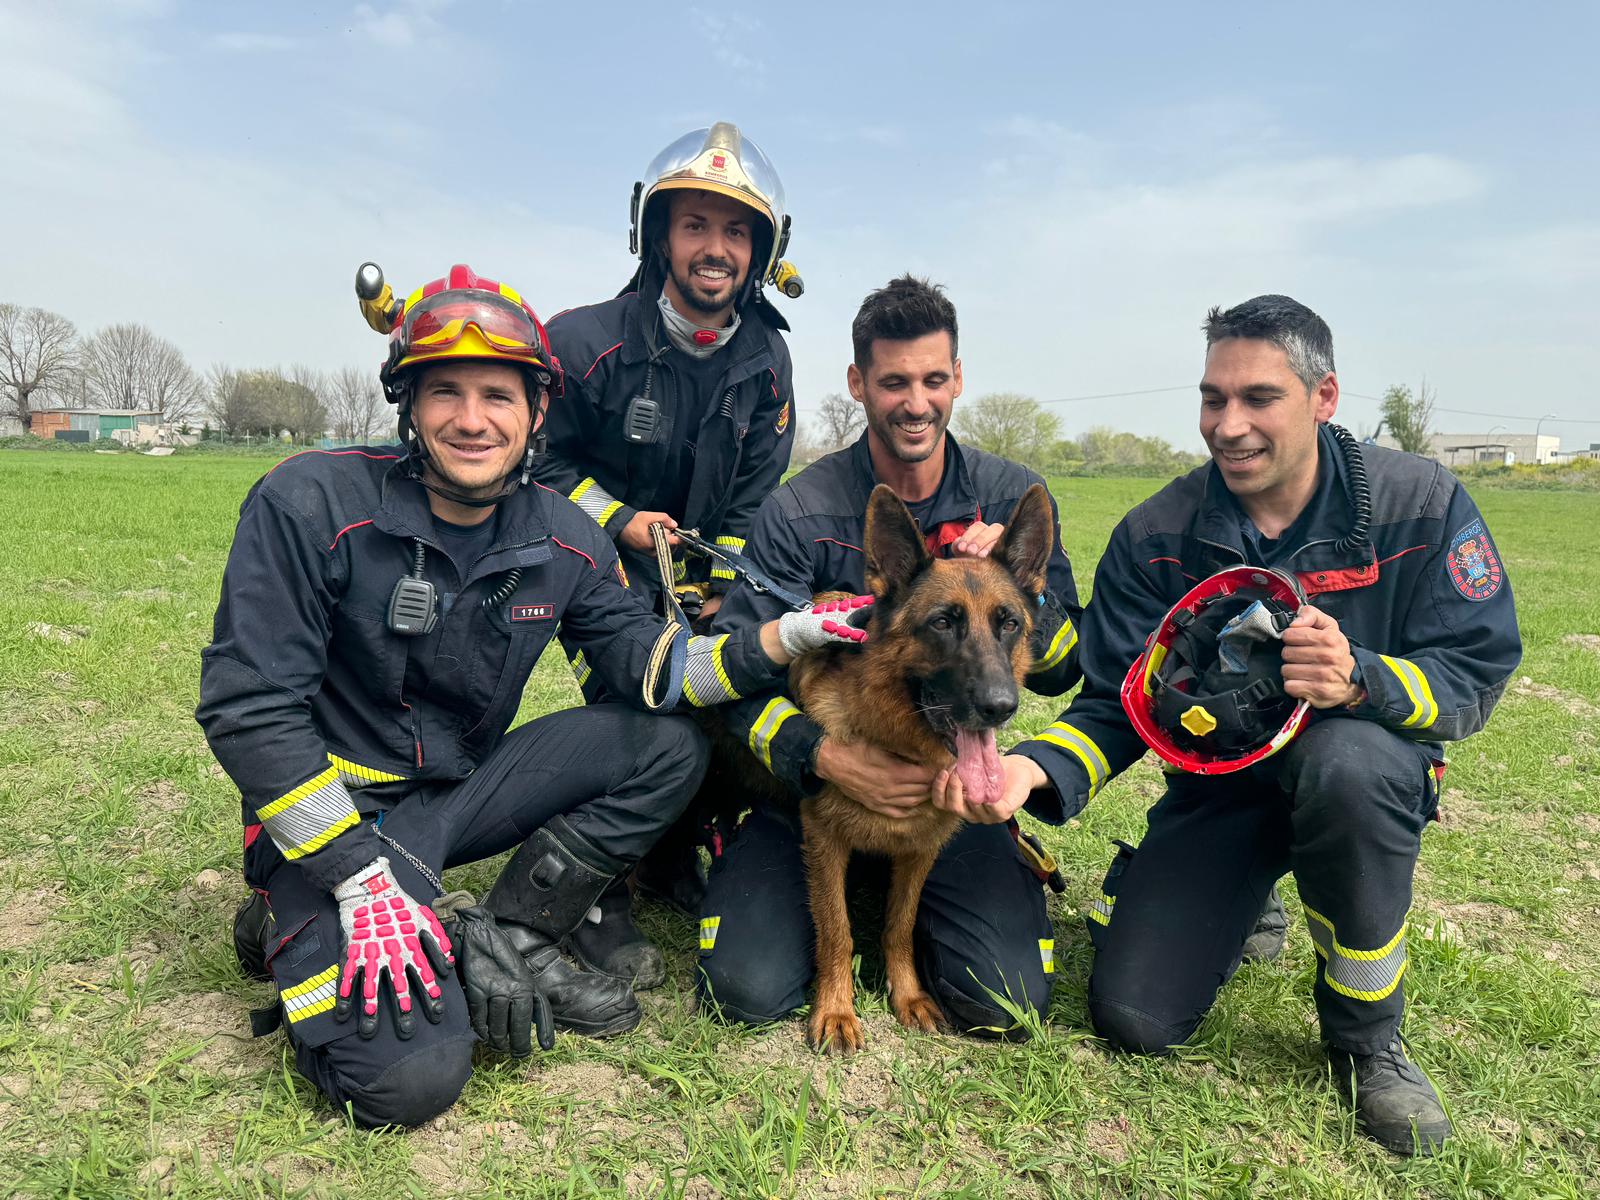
[1197,424,1360,566]
[849,431,978,525]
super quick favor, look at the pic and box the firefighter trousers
[1087,715,1439,1057]
[246,705,708,1128]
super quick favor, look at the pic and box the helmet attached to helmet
[628,122,790,302]
[375,264,563,503]
[1120,566,1311,775]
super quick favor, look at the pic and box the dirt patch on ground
[144,992,270,1075]
[1510,677,1600,722]
[119,587,177,602]
[136,778,190,813]
[1562,633,1600,658]
[0,885,63,950]
[1084,1114,1134,1163]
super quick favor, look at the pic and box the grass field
[1,450,1597,1199]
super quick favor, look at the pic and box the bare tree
[79,323,204,423]
[954,392,1061,462]
[0,303,79,433]
[816,392,865,450]
[329,366,386,441]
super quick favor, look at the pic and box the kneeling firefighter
[202,264,867,1127]
[531,121,801,979]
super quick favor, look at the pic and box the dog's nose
[972,687,1017,726]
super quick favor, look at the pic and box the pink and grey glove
[777,595,874,658]
[332,857,455,1040]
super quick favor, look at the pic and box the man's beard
[671,255,744,316]
[868,406,946,464]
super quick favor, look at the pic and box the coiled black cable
[410,539,427,577]
[482,568,522,613]
[1328,423,1371,556]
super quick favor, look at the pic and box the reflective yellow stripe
[283,811,358,859]
[699,916,721,951]
[569,478,596,503]
[282,965,340,1023]
[1034,722,1110,798]
[571,651,591,685]
[327,754,404,787]
[714,535,746,551]
[748,696,803,771]
[1088,894,1115,926]
[257,767,340,820]
[682,634,739,707]
[1038,938,1055,975]
[597,499,623,527]
[1379,655,1438,729]
[1303,905,1408,1001]
[1033,616,1078,672]
[281,964,338,1002]
[711,565,736,581]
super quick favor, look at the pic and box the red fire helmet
[1120,565,1312,775]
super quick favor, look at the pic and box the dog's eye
[1000,617,1020,634]
[929,614,953,632]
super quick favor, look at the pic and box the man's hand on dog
[949,520,1006,559]
[931,754,1048,824]
[1280,605,1363,708]
[816,738,937,818]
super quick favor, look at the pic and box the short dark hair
[1202,294,1335,392]
[851,275,958,368]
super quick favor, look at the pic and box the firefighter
[697,275,1085,1035]
[970,294,1520,1155]
[532,122,799,981]
[199,265,867,1128]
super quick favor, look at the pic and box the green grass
[0,451,1597,1198]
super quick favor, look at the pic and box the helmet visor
[402,291,549,362]
[644,125,786,231]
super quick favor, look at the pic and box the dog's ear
[993,483,1054,599]
[864,483,932,600]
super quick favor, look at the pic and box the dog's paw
[891,992,948,1034]
[807,1008,865,1055]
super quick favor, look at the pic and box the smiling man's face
[848,330,962,466]
[411,360,532,498]
[660,188,755,323]
[1199,337,1336,508]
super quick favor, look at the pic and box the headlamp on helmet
[1121,566,1311,775]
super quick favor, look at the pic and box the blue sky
[3,0,1597,450]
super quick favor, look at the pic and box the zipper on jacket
[401,697,423,768]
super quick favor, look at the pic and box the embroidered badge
[774,400,791,436]
[615,561,630,589]
[510,603,554,622]
[1446,519,1503,601]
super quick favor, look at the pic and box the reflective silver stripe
[1033,616,1079,672]
[569,477,623,528]
[1033,722,1110,799]
[281,965,339,1023]
[711,536,745,582]
[681,634,738,707]
[256,767,359,860]
[1303,905,1408,1001]
[327,753,405,790]
[570,650,591,686]
[748,695,803,771]
[1378,654,1439,729]
[1088,894,1115,927]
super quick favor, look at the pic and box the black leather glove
[454,905,554,1057]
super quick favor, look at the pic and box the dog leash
[671,527,812,612]
[639,522,688,712]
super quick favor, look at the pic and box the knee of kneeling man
[696,961,802,1026]
[344,1037,474,1129]
[931,963,1051,1039]
[1088,995,1190,1057]
[1288,720,1419,803]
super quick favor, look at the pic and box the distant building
[1555,443,1600,463]
[31,407,164,445]
[1373,431,1559,466]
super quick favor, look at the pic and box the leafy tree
[1379,381,1436,455]
[0,303,78,433]
[954,392,1061,462]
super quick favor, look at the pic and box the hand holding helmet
[1281,605,1364,708]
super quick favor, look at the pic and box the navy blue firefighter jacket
[712,432,1084,793]
[1010,425,1523,823]
[196,448,789,893]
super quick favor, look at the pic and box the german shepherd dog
[776,481,1055,1053]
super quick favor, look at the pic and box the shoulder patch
[774,399,791,436]
[1446,519,1504,601]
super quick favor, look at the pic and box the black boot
[1241,885,1288,963]
[483,819,641,1038]
[233,891,275,981]
[1327,1037,1452,1156]
[632,818,708,918]
[566,879,667,990]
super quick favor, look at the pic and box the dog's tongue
[953,729,1004,806]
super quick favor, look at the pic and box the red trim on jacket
[814,536,863,554]
[552,537,597,569]
[582,341,625,382]
[266,449,400,476]
[1377,544,1428,567]
[328,519,374,551]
